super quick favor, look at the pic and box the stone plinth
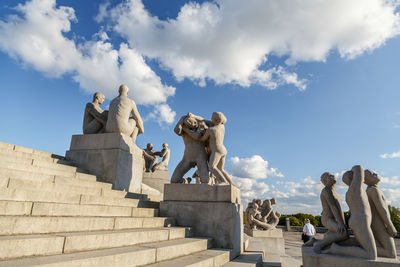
[160,184,243,259]
[142,170,169,193]
[302,246,400,267]
[244,228,285,258]
[66,133,144,193]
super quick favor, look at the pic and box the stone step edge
[0,151,77,169]
[0,227,191,261]
[0,177,127,199]
[0,200,158,216]
[0,143,64,160]
[0,237,211,267]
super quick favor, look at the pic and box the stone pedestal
[160,184,243,259]
[65,133,144,193]
[244,228,285,260]
[142,170,169,193]
[302,246,400,267]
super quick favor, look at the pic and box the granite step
[0,162,97,181]
[0,200,157,217]
[222,252,264,267]
[0,168,104,187]
[0,238,210,266]
[0,227,188,260]
[144,248,231,267]
[0,215,175,236]
[0,143,64,159]
[0,153,78,173]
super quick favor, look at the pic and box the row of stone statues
[171,112,234,186]
[143,143,170,172]
[244,198,281,233]
[306,165,397,260]
[83,85,144,143]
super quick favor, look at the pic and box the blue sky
[1,0,400,214]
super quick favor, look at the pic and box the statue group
[307,165,397,260]
[171,112,235,186]
[143,143,170,172]
[82,84,144,143]
[244,198,281,234]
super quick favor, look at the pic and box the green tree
[388,205,400,232]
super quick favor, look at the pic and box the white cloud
[146,103,177,126]
[0,0,176,123]
[229,155,284,179]
[380,150,400,159]
[107,0,400,90]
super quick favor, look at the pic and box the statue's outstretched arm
[188,112,213,127]
[182,125,203,140]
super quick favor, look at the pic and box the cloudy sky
[1,0,400,214]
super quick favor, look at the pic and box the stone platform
[302,246,400,267]
[160,184,243,259]
[65,133,144,193]
[142,170,169,193]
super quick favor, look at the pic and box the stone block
[160,184,243,259]
[244,228,283,238]
[142,170,170,193]
[0,142,14,150]
[163,184,241,203]
[80,195,139,207]
[302,246,400,267]
[0,188,81,204]
[66,133,144,193]
[0,200,33,215]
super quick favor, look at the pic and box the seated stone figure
[143,143,158,172]
[153,143,170,171]
[364,169,397,258]
[308,172,348,253]
[83,92,108,134]
[105,85,144,143]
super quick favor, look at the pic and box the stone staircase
[0,142,250,266]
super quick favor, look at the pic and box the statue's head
[275,211,281,218]
[254,198,263,207]
[93,92,105,104]
[146,143,153,150]
[364,169,380,186]
[162,143,168,148]
[321,172,336,187]
[270,198,276,205]
[119,84,129,96]
[211,112,227,125]
[342,170,353,186]
[184,116,198,130]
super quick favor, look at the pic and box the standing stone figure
[311,172,348,253]
[105,85,144,143]
[323,165,377,259]
[143,143,158,172]
[83,92,108,134]
[153,143,170,171]
[171,115,209,184]
[364,169,397,258]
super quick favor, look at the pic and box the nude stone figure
[364,169,397,258]
[153,143,170,171]
[245,198,280,231]
[171,115,209,184]
[182,112,234,186]
[105,85,144,143]
[83,92,108,134]
[323,165,377,260]
[143,143,158,172]
[312,172,348,253]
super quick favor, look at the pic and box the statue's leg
[208,152,228,184]
[171,159,192,183]
[197,155,210,184]
[217,155,235,186]
[128,119,138,143]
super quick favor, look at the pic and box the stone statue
[143,143,158,172]
[364,169,397,258]
[83,92,108,134]
[323,165,377,259]
[181,112,234,186]
[311,172,348,253]
[153,143,170,171]
[105,85,144,143]
[171,115,210,184]
[245,198,280,231]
